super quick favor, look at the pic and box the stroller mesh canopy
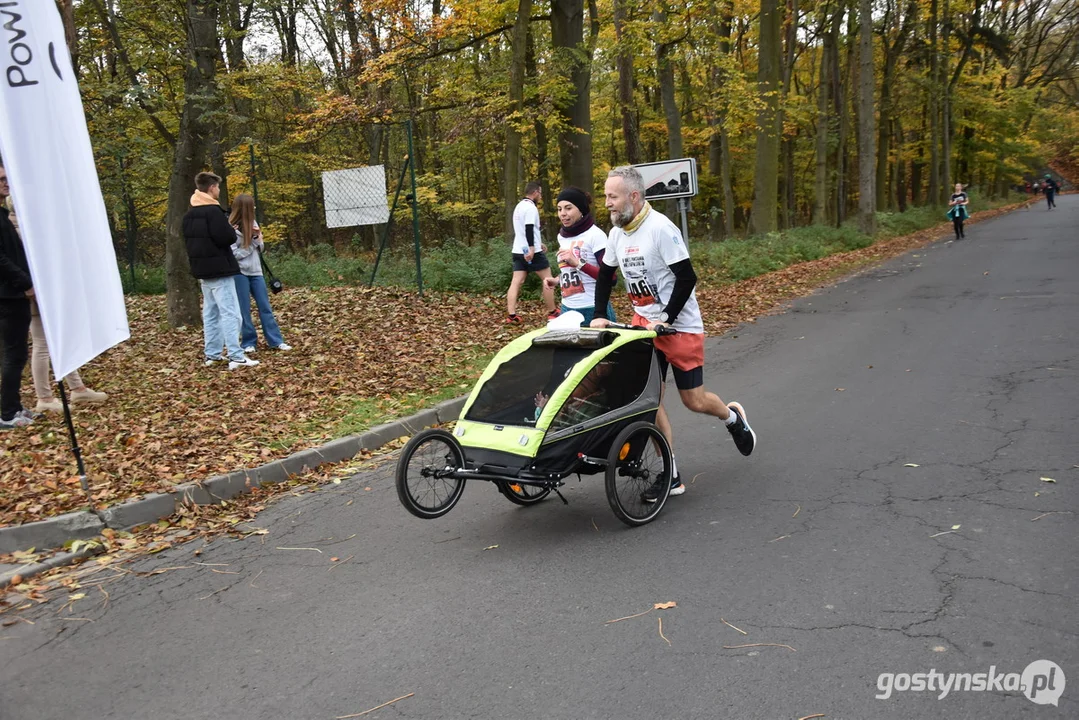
[465,346,592,426]
[464,338,654,430]
[548,343,652,431]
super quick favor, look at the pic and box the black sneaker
[641,473,684,503]
[726,402,756,456]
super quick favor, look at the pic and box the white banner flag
[0,0,129,380]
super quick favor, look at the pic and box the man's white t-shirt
[603,207,704,333]
[511,198,541,255]
[555,224,608,309]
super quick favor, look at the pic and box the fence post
[406,119,423,297]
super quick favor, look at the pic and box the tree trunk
[893,118,906,211]
[750,0,781,235]
[654,7,683,160]
[503,0,532,237]
[941,0,952,196]
[875,1,915,211]
[55,0,78,78]
[613,0,640,164]
[812,12,831,225]
[552,0,593,189]
[831,8,849,226]
[779,0,798,229]
[928,0,940,205]
[857,0,877,233]
[164,0,220,328]
[709,0,735,236]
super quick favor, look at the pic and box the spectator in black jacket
[0,165,34,428]
[182,172,258,370]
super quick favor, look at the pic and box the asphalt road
[2,196,1076,720]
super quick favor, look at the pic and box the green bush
[120,198,1026,296]
[696,224,871,282]
[373,237,518,295]
[119,264,167,295]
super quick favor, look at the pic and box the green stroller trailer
[395,325,675,526]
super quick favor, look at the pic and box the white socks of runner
[724,409,740,426]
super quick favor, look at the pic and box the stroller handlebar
[603,322,678,336]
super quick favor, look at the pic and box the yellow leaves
[653,601,677,610]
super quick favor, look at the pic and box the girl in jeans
[229,195,291,353]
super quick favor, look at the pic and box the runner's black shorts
[511,251,550,272]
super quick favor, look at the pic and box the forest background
[50,0,1079,320]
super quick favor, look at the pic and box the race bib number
[626,276,659,307]
[560,269,585,297]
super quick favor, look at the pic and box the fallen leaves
[1040,477,1056,483]
[904,463,920,468]
[0,287,512,526]
[723,643,797,652]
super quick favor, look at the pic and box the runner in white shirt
[591,166,757,502]
[542,186,616,326]
[506,182,558,324]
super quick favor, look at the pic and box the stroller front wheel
[604,421,673,527]
[395,429,466,519]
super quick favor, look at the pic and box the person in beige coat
[4,195,108,412]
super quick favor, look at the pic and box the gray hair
[607,165,646,196]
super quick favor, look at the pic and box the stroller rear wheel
[496,480,551,506]
[396,429,466,519]
[605,421,673,527]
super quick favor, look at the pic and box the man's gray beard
[610,207,634,228]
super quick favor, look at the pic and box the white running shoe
[228,356,260,370]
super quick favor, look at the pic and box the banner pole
[57,382,93,508]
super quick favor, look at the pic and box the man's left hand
[647,321,670,332]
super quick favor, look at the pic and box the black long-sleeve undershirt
[664,259,697,326]
[593,262,617,317]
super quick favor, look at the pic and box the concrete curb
[0,545,104,587]
[0,511,104,556]
[0,394,469,572]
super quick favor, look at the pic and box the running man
[590,166,756,502]
[506,182,558,323]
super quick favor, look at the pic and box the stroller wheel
[605,421,673,527]
[395,429,466,519]
[496,480,551,506]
